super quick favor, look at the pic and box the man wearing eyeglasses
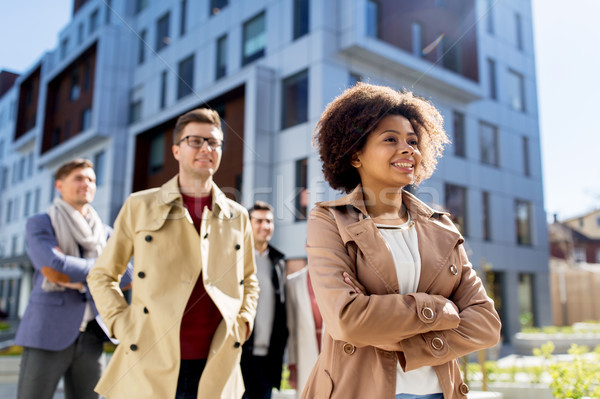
[88,108,259,399]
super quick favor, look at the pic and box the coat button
[138,271,146,278]
[449,264,458,275]
[203,233,208,239]
[240,279,244,285]
[130,344,138,351]
[145,235,152,242]
[234,342,241,348]
[431,337,444,351]
[422,307,434,320]
[143,307,149,314]
[342,343,356,355]
[459,382,469,395]
[235,244,241,250]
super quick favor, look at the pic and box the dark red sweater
[180,193,223,359]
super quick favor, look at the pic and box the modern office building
[0,0,551,343]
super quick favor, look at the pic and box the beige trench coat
[87,176,259,399]
[302,186,501,399]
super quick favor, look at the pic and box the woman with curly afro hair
[302,83,501,399]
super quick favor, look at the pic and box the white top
[376,213,443,395]
[253,249,275,356]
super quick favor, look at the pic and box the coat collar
[317,184,464,295]
[317,184,446,223]
[157,175,234,220]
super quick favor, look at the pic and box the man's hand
[245,322,250,340]
[57,281,85,291]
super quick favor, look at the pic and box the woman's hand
[343,272,365,295]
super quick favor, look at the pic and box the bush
[534,342,600,399]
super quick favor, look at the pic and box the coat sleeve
[235,210,259,335]
[306,206,461,348]
[285,275,298,366]
[87,198,134,339]
[399,243,502,371]
[26,214,95,283]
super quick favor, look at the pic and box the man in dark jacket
[241,201,288,399]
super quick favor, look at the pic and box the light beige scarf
[44,197,106,291]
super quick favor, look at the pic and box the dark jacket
[242,244,289,389]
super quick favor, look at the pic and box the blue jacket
[15,213,133,351]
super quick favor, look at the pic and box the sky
[0,0,599,221]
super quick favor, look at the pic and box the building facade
[0,0,551,342]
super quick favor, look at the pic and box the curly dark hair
[314,83,449,193]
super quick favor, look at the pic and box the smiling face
[172,122,223,181]
[250,209,274,248]
[352,114,422,193]
[55,167,96,211]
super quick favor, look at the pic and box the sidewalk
[0,354,502,399]
[0,355,64,399]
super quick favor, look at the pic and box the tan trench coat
[87,176,259,399]
[302,186,501,399]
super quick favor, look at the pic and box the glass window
[11,235,18,256]
[105,0,112,24]
[177,54,194,99]
[282,70,309,129]
[366,0,379,38]
[487,58,497,100]
[482,191,491,241]
[486,0,494,34]
[60,37,69,60]
[411,22,423,56]
[595,249,600,263]
[180,0,187,36]
[89,8,99,34]
[83,59,91,91]
[160,70,167,109]
[210,0,229,15]
[24,191,32,218]
[156,12,171,52]
[216,34,228,80]
[0,168,6,192]
[78,23,84,45]
[515,199,532,246]
[138,30,147,64]
[135,0,148,14]
[596,216,600,227]
[295,158,308,221]
[441,36,461,74]
[19,158,25,182]
[242,12,266,66]
[70,70,81,101]
[445,183,467,236]
[522,136,530,176]
[28,152,34,177]
[453,111,465,157]
[130,99,142,124]
[479,121,499,167]
[573,247,586,263]
[81,108,92,131]
[515,12,523,50]
[293,0,309,40]
[34,187,41,213]
[94,151,106,186]
[518,273,535,328]
[349,72,362,87]
[508,70,526,112]
[149,133,165,174]
[6,200,12,224]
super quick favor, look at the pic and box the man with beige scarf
[15,159,132,399]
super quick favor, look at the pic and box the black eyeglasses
[177,135,223,150]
